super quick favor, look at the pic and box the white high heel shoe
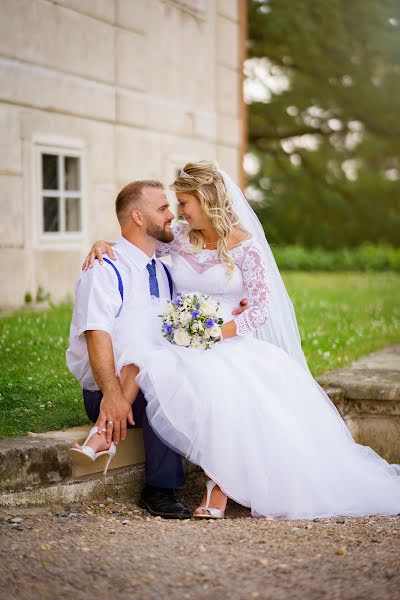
[192,479,225,519]
[68,425,116,476]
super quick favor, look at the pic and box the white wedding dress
[113,223,400,519]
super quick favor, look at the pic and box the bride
[85,161,400,519]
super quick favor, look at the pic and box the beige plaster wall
[0,0,243,306]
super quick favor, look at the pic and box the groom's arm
[85,330,134,445]
[73,262,133,445]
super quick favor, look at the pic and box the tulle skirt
[114,306,400,519]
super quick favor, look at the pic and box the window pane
[42,154,59,190]
[65,156,80,191]
[43,197,60,232]
[66,197,81,232]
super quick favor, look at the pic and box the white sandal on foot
[192,479,225,519]
[68,425,116,475]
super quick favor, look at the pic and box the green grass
[0,272,399,439]
[0,303,86,439]
[284,271,400,375]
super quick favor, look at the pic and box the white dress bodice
[157,223,271,335]
[171,254,246,324]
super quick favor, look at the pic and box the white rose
[210,324,222,338]
[164,302,175,315]
[191,336,204,349]
[200,301,216,315]
[173,329,191,346]
[179,312,192,327]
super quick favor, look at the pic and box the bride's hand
[231,298,249,315]
[82,241,116,270]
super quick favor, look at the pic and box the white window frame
[33,138,86,247]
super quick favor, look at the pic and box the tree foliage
[247,0,400,248]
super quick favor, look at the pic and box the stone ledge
[318,368,400,401]
[0,461,203,509]
[317,345,400,463]
[0,424,202,508]
[317,345,400,402]
[0,426,146,493]
[28,425,146,477]
[321,386,344,408]
[0,436,73,493]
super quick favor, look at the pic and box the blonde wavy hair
[171,161,246,275]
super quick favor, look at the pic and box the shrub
[36,285,51,303]
[272,244,400,272]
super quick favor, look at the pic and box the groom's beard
[146,222,174,244]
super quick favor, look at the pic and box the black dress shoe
[139,486,191,519]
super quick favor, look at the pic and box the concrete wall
[0,0,244,307]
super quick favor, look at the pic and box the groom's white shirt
[66,236,172,391]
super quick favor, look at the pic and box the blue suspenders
[103,258,124,316]
[161,262,173,300]
[102,257,173,317]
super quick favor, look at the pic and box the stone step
[0,461,203,510]
[28,425,145,477]
[0,425,201,508]
[317,345,400,463]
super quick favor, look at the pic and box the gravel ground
[0,492,399,600]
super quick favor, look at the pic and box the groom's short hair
[116,180,164,224]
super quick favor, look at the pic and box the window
[40,150,83,236]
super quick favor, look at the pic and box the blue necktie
[146,259,160,298]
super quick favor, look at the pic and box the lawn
[0,272,399,439]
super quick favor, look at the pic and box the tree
[247,0,400,248]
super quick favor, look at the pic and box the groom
[67,179,248,519]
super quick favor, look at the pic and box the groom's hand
[231,297,249,315]
[85,330,135,445]
[98,389,135,445]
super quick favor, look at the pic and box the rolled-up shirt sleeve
[67,260,124,389]
[74,261,122,336]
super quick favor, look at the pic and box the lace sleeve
[234,242,270,336]
[155,222,187,257]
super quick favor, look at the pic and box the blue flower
[206,319,214,329]
[175,299,180,307]
[191,310,199,319]
[164,324,173,334]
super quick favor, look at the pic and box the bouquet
[160,292,224,350]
